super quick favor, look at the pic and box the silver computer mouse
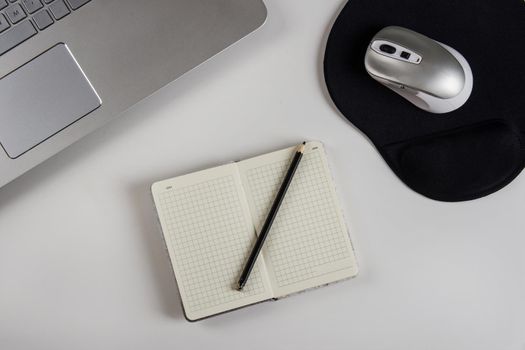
[364,26,473,114]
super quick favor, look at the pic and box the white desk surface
[1,1,524,349]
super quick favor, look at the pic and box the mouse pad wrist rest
[324,0,525,201]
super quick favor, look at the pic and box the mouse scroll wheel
[379,44,396,54]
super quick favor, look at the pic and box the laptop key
[22,0,43,14]
[0,20,36,55]
[48,0,69,20]
[0,14,10,33]
[5,3,27,24]
[32,9,52,30]
[65,0,90,10]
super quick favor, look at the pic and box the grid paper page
[152,166,272,320]
[239,142,357,296]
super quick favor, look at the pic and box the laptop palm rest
[0,43,101,159]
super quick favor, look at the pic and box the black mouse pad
[324,0,525,201]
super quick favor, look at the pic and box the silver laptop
[0,0,267,187]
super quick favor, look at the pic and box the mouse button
[374,27,466,99]
[370,39,423,64]
[415,44,466,99]
[379,44,396,54]
[374,26,428,53]
[365,50,417,81]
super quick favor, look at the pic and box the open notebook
[151,141,358,321]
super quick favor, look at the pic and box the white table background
[1,1,524,349]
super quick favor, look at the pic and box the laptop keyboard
[0,0,91,56]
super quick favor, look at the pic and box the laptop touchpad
[0,44,101,159]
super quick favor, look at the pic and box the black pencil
[236,142,306,291]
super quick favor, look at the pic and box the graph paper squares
[153,143,357,319]
[245,151,352,287]
[158,176,265,312]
